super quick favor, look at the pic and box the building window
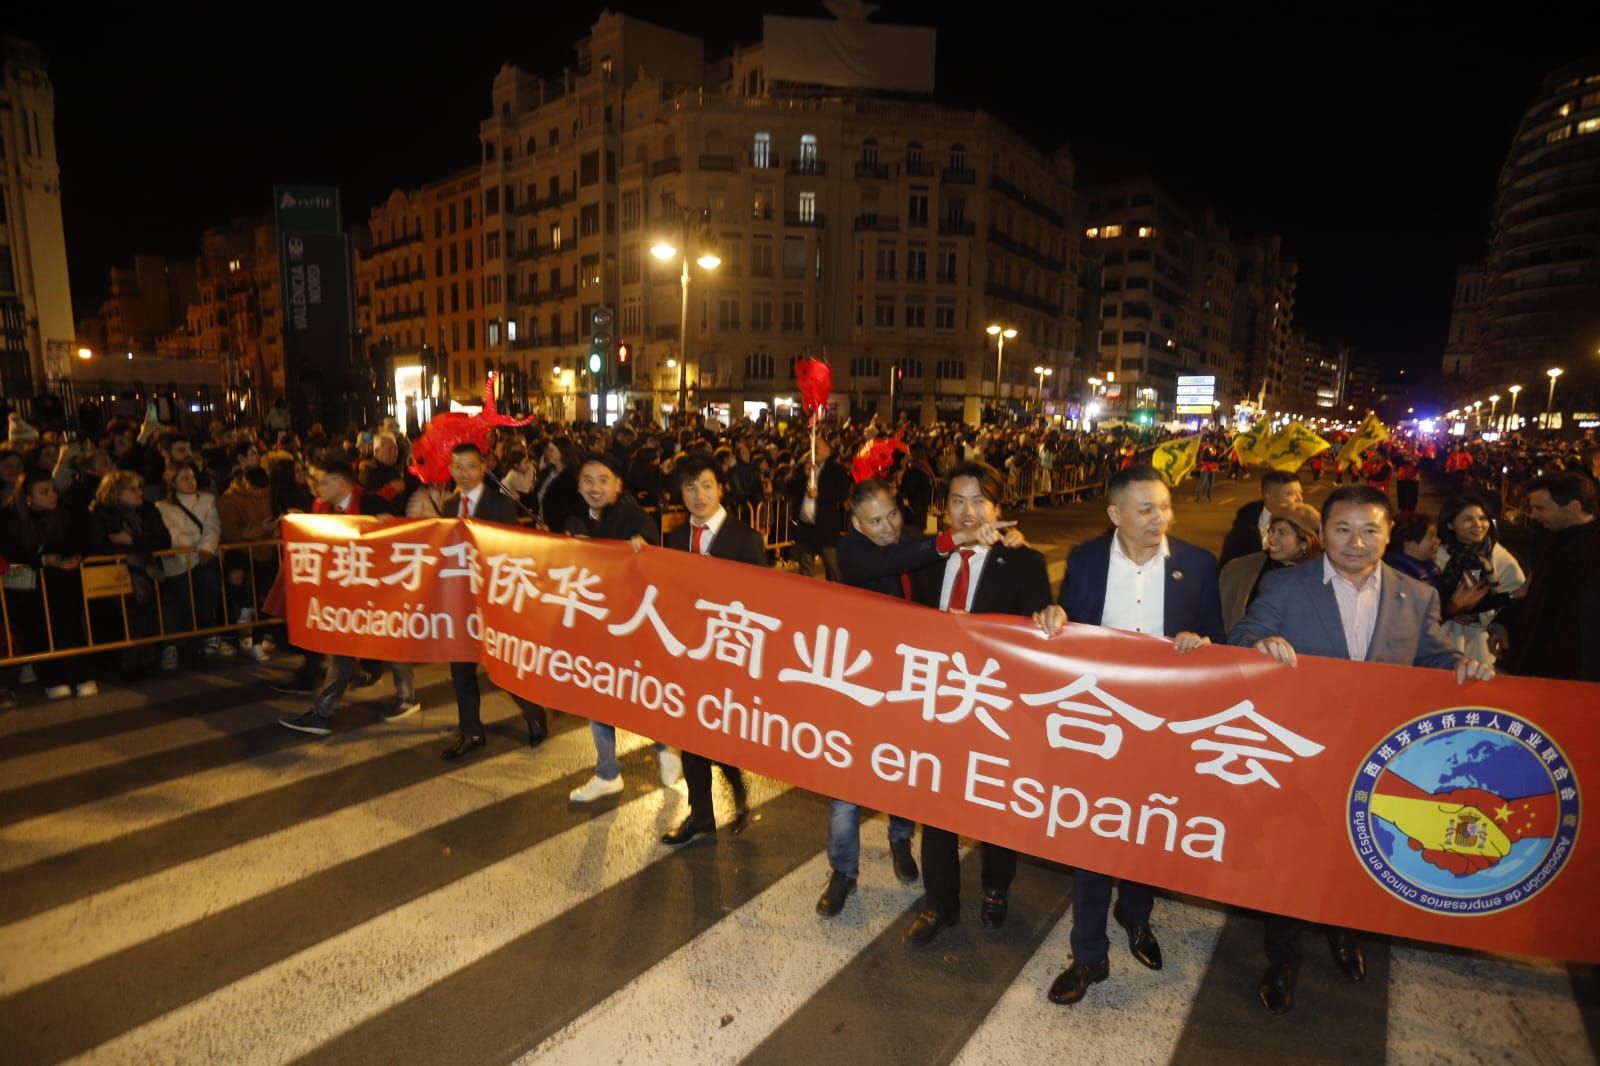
[782,294,804,333]
[906,141,922,166]
[1579,117,1600,136]
[783,240,806,277]
[862,138,879,165]
[1544,125,1571,144]
[485,187,500,215]
[467,321,476,349]
[949,144,966,170]
[935,358,964,380]
[894,357,924,379]
[753,131,772,168]
[799,134,818,170]
[450,283,460,312]
[875,247,897,281]
[908,192,929,225]
[488,321,501,347]
[1137,226,1155,239]
[874,299,895,328]
[581,204,600,236]
[745,352,775,379]
[907,249,927,281]
[849,356,881,379]
[905,302,926,329]
[485,232,501,260]
[621,298,641,336]
[551,223,562,250]
[621,192,640,229]
[937,249,957,283]
[750,298,774,332]
[508,319,517,342]
[798,190,817,221]
[718,296,741,331]
[752,240,774,277]
[622,245,640,283]
[935,303,956,331]
[1101,224,1124,238]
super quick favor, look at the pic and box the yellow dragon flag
[1232,422,1273,467]
[1150,436,1200,487]
[1263,422,1333,473]
[1336,413,1390,468]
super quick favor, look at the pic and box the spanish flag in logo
[1232,422,1273,467]
[1336,412,1390,469]
[1370,772,1557,877]
[1150,436,1199,487]
[1262,422,1332,473]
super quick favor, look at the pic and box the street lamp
[1507,384,1522,430]
[1545,367,1564,429]
[1488,393,1500,429]
[1472,400,1482,428]
[986,323,1017,423]
[1032,365,1053,408]
[76,347,92,360]
[651,200,720,418]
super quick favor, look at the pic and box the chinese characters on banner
[281,515,1600,963]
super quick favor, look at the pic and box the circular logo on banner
[1348,709,1580,915]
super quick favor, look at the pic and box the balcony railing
[904,160,934,177]
[698,153,738,172]
[653,324,680,341]
[854,162,891,179]
[989,174,1065,226]
[854,213,900,232]
[942,167,975,184]
[783,211,825,228]
[789,158,825,175]
[938,218,975,236]
[650,156,682,177]
[984,281,1063,318]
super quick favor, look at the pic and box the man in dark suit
[1230,484,1492,1015]
[440,442,550,761]
[1219,470,1304,567]
[660,451,768,846]
[902,462,1053,947]
[899,444,936,535]
[1045,464,1225,1005]
[786,433,851,581]
[278,461,420,736]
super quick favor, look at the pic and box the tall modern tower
[1481,57,1600,420]
[0,38,75,400]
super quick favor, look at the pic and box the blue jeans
[591,721,664,780]
[827,799,915,878]
[311,656,415,721]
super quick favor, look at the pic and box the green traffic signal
[588,352,602,374]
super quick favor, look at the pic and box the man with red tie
[817,477,1023,917]
[659,452,768,846]
[440,443,550,761]
[902,463,1053,946]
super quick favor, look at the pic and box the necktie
[947,549,975,612]
[690,523,706,555]
[461,494,472,519]
[899,573,914,601]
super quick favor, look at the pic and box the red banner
[282,516,1598,962]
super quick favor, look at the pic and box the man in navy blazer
[1045,464,1225,1006]
[1229,484,1493,1016]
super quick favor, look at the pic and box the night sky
[9,4,1586,372]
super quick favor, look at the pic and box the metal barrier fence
[1,539,282,668]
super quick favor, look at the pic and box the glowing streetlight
[1488,393,1500,428]
[985,324,1017,423]
[651,214,721,414]
[1032,364,1053,407]
[1546,367,1564,428]
[76,347,93,360]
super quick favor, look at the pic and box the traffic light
[589,307,614,378]
[614,341,632,387]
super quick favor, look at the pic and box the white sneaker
[204,636,220,652]
[45,684,72,700]
[569,774,625,803]
[247,643,270,662]
[258,638,276,652]
[382,700,422,722]
[237,607,257,624]
[160,647,179,671]
[658,749,683,788]
[75,681,99,698]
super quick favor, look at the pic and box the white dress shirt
[1257,505,1273,549]
[938,544,991,611]
[687,506,728,555]
[457,483,486,517]
[1323,555,1381,660]
[1100,534,1169,636]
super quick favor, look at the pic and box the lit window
[753,131,771,168]
[1085,227,1100,239]
[1545,125,1572,144]
[508,320,517,342]
[1137,226,1155,239]
[798,191,816,221]
[1556,101,1572,117]
[1578,118,1600,136]
[1101,224,1124,239]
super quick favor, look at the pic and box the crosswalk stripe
[521,840,915,1066]
[0,690,528,872]
[744,854,1074,1065]
[950,896,1227,1065]
[66,781,794,1066]
[1386,947,1597,1066]
[0,727,652,995]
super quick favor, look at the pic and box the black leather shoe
[890,839,919,884]
[1257,962,1298,1015]
[816,870,856,917]
[350,670,382,689]
[727,805,752,835]
[1327,930,1366,982]
[523,707,549,748]
[903,907,957,947]
[526,728,547,749]
[661,817,716,847]
[1047,959,1110,1005]
[441,733,486,761]
[979,889,1009,929]
[1113,901,1163,970]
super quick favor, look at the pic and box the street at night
[2,485,1595,1065]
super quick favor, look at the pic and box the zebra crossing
[0,663,1595,1065]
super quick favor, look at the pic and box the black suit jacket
[838,530,948,598]
[909,543,1052,619]
[663,512,769,568]
[1219,499,1266,567]
[786,460,852,547]
[442,487,523,525]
